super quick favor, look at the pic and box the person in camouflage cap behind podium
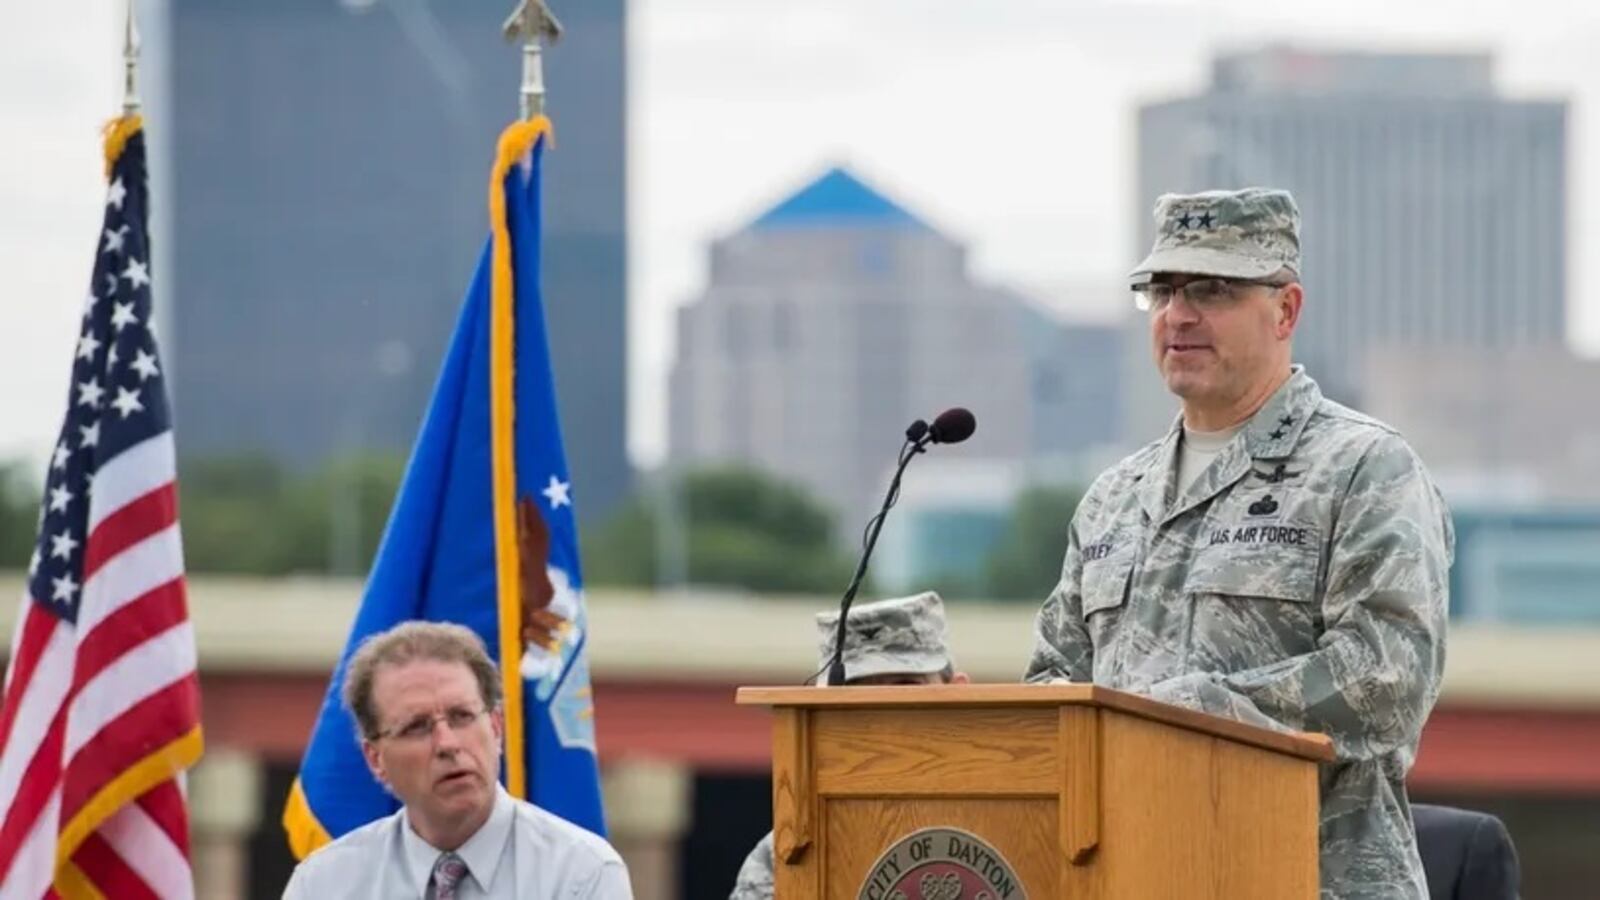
[728,593,969,900]
[1026,187,1454,899]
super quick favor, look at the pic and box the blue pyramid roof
[750,167,932,232]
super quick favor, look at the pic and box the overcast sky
[4,0,1598,469]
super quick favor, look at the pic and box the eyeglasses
[375,706,490,743]
[1131,278,1286,313]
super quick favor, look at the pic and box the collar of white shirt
[400,785,516,897]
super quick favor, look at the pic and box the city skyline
[6,1,1600,472]
[667,165,1039,521]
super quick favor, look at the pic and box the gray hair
[342,621,502,739]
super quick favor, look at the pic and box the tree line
[0,457,1080,602]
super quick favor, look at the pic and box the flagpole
[122,0,142,115]
[502,0,563,120]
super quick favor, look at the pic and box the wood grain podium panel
[1058,706,1100,865]
[773,708,813,864]
[1210,735,1319,899]
[822,798,1057,900]
[737,685,1333,764]
[1082,712,1318,899]
[813,707,1058,797]
[748,685,1323,899]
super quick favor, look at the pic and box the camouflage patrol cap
[815,592,952,681]
[1129,187,1301,283]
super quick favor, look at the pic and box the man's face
[361,659,503,832]
[1146,275,1300,411]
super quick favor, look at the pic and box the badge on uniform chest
[1206,483,1315,548]
[1251,462,1305,484]
[1247,493,1280,517]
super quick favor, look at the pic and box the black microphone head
[905,419,929,443]
[928,407,976,444]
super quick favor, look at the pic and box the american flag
[0,119,203,898]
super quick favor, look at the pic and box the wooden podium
[736,684,1334,899]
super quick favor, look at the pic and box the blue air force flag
[283,117,605,857]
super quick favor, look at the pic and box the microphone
[928,407,976,444]
[824,407,978,686]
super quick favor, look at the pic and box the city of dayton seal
[857,828,1026,900]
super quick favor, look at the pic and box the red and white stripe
[0,431,199,898]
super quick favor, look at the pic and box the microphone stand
[825,431,931,686]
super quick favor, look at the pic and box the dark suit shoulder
[1413,804,1519,900]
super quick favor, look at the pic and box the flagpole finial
[502,0,562,121]
[122,0,142,115]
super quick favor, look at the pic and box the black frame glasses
[1131,278,1288,313]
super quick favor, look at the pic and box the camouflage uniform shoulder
[729,831,776,900]
[1303,395,1423,464]
[1080,433,1169,513]
[1312,395,1404,438]
[1303,397,1449,554]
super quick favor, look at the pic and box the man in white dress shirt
[284,621,631,899]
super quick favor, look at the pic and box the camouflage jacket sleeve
[1148,433,1452,762]
[1024,494,1098,683]
[728,831,776,900]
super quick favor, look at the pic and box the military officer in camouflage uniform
[1025,188,1453,899]
[729,593,969,900]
